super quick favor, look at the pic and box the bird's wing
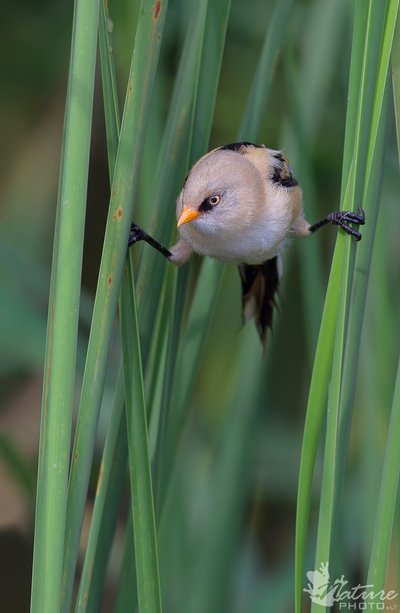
[239,256,281,348]
[267,150,298,188]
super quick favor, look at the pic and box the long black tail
[238,257,280,348]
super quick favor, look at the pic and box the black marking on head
[199,198,214,213]
[198,194,221,213]
[220,142,263,153]
[271,151,298,188]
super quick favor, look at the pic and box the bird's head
[176,148,264,239]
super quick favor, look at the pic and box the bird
[129,142,365,346]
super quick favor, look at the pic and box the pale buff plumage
[169,143,309,266]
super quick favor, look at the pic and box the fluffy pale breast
[176,145,305,264]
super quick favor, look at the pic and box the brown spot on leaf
[107,275,112,286]
[154,0,161,19]
[113,207,123,221]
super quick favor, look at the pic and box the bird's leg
[128,223,172,259]
[309,206,366,242]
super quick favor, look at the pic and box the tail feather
[238,257,280,347]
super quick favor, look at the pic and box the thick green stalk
[337,0,399,564]
[61,1,168,610]
[74,8,127,609]
[338,0,399,510]
[310,1,396,589]
[365,0,400,596]
[295,1,396,610]
[294,234,347,613]
[310,185,353,613]
[30,0,100,609]
[75,370,127,612]
[120,262,161,613]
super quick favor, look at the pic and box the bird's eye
[199,194,221,213]
[209,194,220,206]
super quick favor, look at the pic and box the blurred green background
[1,0,399,611]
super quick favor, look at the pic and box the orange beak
[177,207,200,227]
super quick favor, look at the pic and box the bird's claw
[128,223,145,247]
[327,206,366,241]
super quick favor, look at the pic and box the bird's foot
[327,206,365,242]
[128,223,146,246]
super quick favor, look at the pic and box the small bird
[129,142,365,345]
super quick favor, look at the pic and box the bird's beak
[177,207,200,227]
